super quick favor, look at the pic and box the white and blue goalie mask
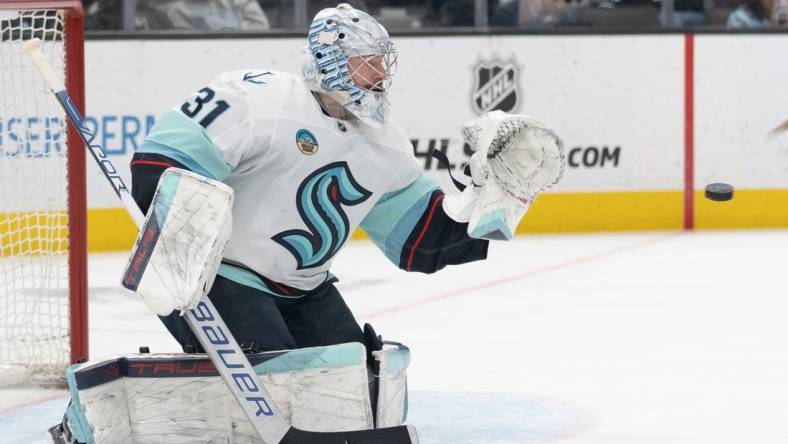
[304,3,398,122]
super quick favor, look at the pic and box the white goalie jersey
[137,70,423,294]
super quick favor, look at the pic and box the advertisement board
[15,33,782,250]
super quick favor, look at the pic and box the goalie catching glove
[122,168,234,316]
[443,111,565,240]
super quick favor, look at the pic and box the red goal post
[0,0,86,386]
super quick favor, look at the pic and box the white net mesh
[0,9,71,386]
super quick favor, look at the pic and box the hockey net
[0,1,86,387]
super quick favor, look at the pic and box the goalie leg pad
[374,343,411,428]
[56,341,411,442]
[122,168,234,316]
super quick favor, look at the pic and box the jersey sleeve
[136,71,271,181]
[360,172,489,273]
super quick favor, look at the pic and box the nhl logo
[296,129,319,155]
[470,57,522,116]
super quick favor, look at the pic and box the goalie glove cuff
[443,176,529,241]
[442,184,478,224]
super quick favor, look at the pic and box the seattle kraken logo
[273,162,371,270]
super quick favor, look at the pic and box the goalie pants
[159,275,365,353]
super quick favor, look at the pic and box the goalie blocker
[121,167,233,317]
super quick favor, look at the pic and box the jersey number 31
[180,87,230,128]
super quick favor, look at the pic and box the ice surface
[3,231,788,443]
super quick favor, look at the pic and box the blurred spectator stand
[81,0,788,31]
[727,0,787,26]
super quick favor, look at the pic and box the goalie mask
[304,3,397,122]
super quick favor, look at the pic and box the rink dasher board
[4,33,785,247]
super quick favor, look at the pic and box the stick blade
[281,425,419,444]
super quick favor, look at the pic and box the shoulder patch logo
[296,129,319,155]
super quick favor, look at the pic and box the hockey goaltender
[48,4,564,443]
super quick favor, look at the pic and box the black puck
[704,183,734,201]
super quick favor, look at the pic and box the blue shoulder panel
[360,173,439,266]
[137,111,231,180]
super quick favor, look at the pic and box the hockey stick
[24,38,417,444]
